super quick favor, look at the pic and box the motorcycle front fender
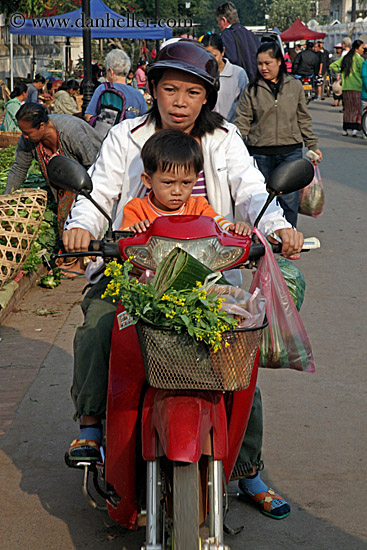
[142,388,228,463]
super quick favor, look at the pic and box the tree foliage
[17,0,128,17]
[264,0,314,32]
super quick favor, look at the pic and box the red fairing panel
[222,350,259,483]
[106,303,146,530]
[142,388,228,463]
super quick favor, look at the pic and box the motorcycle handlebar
[54,237,281,264]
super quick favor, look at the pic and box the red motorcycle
[48,157,313,550]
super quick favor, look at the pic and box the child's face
[142,165,199,212]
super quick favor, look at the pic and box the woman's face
[68,88,77,96]
[257,51,281,82]
[205,46,225,72]
[18,120,45,143]
[356,43,365,55]
[153,69,207,134]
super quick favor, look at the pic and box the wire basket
[0,189,48,289]
[136,319,268,392]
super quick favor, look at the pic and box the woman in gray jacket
[5,103,103,237]
[234,41,322,242]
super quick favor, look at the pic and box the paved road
[1,100,366,549]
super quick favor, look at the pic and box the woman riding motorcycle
[63,40,303,519]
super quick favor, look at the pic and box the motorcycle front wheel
[173,461,200,550]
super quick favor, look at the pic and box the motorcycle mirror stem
[253,158,314,230]
[79,189,114,242]
[47,156,114,241]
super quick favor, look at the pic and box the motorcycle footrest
[64,452,98,470]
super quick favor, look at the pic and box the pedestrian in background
[201,33,248,122]
[126,69,138,89]
[26,74,46,104]
[135,57,148,91]
[315,39,330,100]
[84,49,147,124]
[53,80,81,116]
[234,41,322,241]
[329,39,364,137]
[341,38,352,56]
[2,83,28,131]
[292,41,320,80]
[360,57,367,138]
[330,43,343,64]
[215,1,259,81]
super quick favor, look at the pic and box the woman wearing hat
[63,40,303,520]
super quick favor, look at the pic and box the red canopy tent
[280,18,326,42]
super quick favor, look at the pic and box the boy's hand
[228,221,252,236]
[129,219,150,233]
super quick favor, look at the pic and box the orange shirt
[121,192,233,230]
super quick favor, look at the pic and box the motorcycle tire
[173,461,200,550]
[362,111,367,137]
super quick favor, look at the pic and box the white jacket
[65,115,291,281]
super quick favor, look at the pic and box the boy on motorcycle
[121,129,251,235]
[63,40,303,520]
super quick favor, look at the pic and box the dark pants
[253,148,303,228]
[72,277,264,475]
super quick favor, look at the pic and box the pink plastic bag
[299,164,325,218]
[249,228,315,373]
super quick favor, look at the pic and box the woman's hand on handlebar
[270,228,304,257]
[63,228,95,252]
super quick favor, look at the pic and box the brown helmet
[147,40,219,109]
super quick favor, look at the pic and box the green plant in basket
[101,258,238,353]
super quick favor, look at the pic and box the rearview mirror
[254,158,314,228]
[47,156,114,241]
[47,156,93,194]
[266,159,314,195]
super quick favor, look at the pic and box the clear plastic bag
[299,164,325,218]
[203,273,266,329]
[250,229,315,373]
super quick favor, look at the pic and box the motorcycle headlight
[124,237,244,271]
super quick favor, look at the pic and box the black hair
[201,33,224,53]
[33,73,46,84]
[341,39,364,78]
[10,82,27,99]
[59,79,79,92]
[141,129,204,177]
[16,102,49,127]
[147,68,225,138]
[249,41,288,96]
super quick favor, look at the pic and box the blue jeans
[252,148,303,228]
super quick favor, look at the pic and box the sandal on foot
[68,438,101,461]
[238,487,290,520]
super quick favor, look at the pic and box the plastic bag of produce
[276,257,305,312]
[250,228,315,373]
[299,164,324,218]
[203,273,266,329]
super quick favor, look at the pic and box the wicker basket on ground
[0,189,48,289]
[0,131,21,148]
